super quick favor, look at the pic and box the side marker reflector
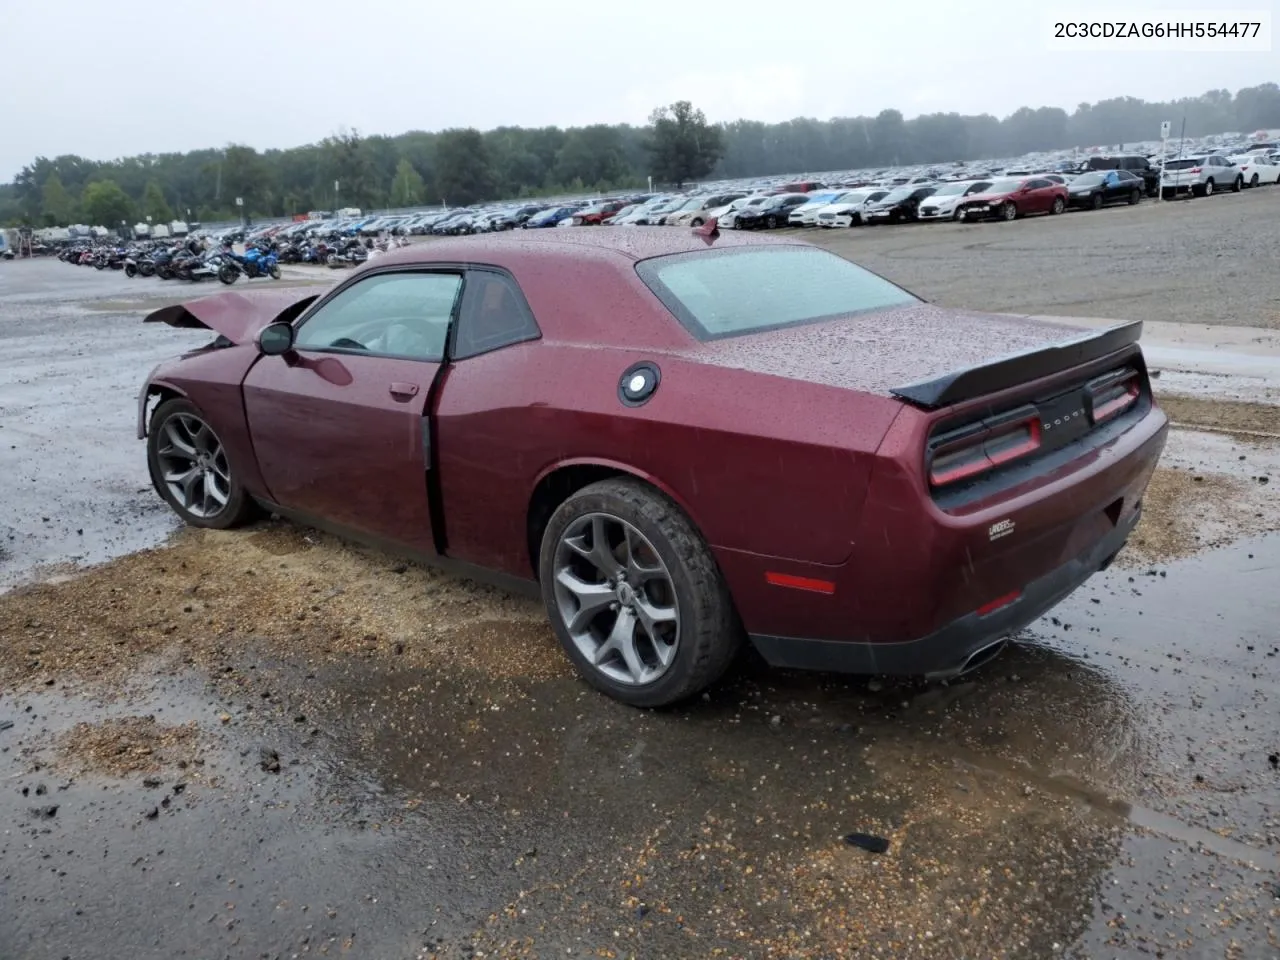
[765,572,836,595]
[976,590,1021,617]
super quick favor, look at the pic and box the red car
[574,200,628,225]
[138,229,1167,707]
[956,176,1069,222]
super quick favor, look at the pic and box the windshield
[1072,172,1106,186]
[984,179,1025,194]
[1164,158,1204,170]
[636,247,919,341]
[680,198,705,210]
[880,187,914,202]
[931,182,972,196]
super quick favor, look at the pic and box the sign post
[1158,121,1170,201]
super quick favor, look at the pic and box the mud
[3,251,1280,959]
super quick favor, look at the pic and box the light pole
[334,180,340,212]
[235,196,245,228]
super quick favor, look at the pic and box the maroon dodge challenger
[138,227,1167,707]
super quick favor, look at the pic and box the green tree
[389,158,426,206]
[647,101,723,188]
[142,179,173,223]
[41,173,78,225]
[80,179,133,227]
[434,128,496,205]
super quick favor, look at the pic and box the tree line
[3,84,1279,227]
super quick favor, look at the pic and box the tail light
[1189,166,1202,173]
[1086,368,1140,424]
[928,405,1042,487]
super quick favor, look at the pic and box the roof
[367,225,808,270]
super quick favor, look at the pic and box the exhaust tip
[958,637,1009,676]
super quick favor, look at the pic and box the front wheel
[765,215,778,229]
[1232,175,1243,192]
[124,263,137,278]
[218,265,239,285]
[690,217,703,227]
[1128,189,1141,205]
[1091,193,1103,210]
[269,264,281,279]
[1051,197,1065,215]
[146,399,257,530]
[1002,202,1018,221]
[539,478,741,707]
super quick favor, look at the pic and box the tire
[1249,174,1259,188]
[1128,189,1141,205]
[218,265,239,285]
[690,217,703,227]
[124,263,137,278]
[94,260,105,270]
[269,264,281,279]
[538,478,741,708]
[157,266,173,280]
[140,263,155,277]
[1204,179,1215,196]
[1232,175,1243,192]
[952,207,966,221]
[1091,193,1103,210]
[1002,202,1018,221]
[146,399,257,530]
[1051,197,1065,215]
[766,215,778,229]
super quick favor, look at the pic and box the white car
[719,195,774,229]
[666,193,746,227]
[916,180,996,221]
[786,191,847,227]
[703,196,752,225]
[631,197,688,226]
[1231,154,1280,187]
[1160,155,1243,197]
[814,189,889,228]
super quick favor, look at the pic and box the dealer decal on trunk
[988,518,1016,541]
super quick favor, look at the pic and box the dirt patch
[1157,395,1280,440]
[55,716,202,777]
[0,522,562,695]
[1123,467,1254,566]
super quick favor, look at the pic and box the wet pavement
[2,256,1280,959]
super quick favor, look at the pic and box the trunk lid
[143,289,320,344]
[678,304,1095,398]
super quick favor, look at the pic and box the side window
[1026,179,1051,190]
[294,271,462,361]
[451,270,541,361]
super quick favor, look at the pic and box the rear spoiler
[890,320,1144,409]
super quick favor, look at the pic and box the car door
[432,269,543,574]
[1023,179,1052,212]
[241,269,464,554]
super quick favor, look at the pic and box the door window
[294,271,463,361]
[451,270,541,360]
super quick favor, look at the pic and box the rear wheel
[539,478,741,708]
[1250,174,1259,187]
[124,263,137,278]
[1128,189,1141,205]
[218,265,238,285]
[146,399,257,530]
[1051,197,1065,215]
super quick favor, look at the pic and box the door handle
[389,382,419,400]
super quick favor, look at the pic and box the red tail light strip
[929,413,1042,487]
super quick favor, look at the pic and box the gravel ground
[2,231,1280,959]
[805,185,1280,328]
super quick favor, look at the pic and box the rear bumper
[749,504,1138,677]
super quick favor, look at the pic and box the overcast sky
[1,0,1275,179]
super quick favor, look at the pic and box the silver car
[1160,155,1243,198]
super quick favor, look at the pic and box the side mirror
[258,321,295,356]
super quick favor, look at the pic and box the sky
[1,0,1276,180]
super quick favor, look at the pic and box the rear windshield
[636,247,920,341]
[1164,158,1204,170]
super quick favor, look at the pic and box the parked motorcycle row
[55,233,409,283]
[58,238,279,285]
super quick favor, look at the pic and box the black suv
[1077,156,1160,197]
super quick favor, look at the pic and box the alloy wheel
[1003,203,1017,221]
[552,513,680,686]
[155,413,232,519]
